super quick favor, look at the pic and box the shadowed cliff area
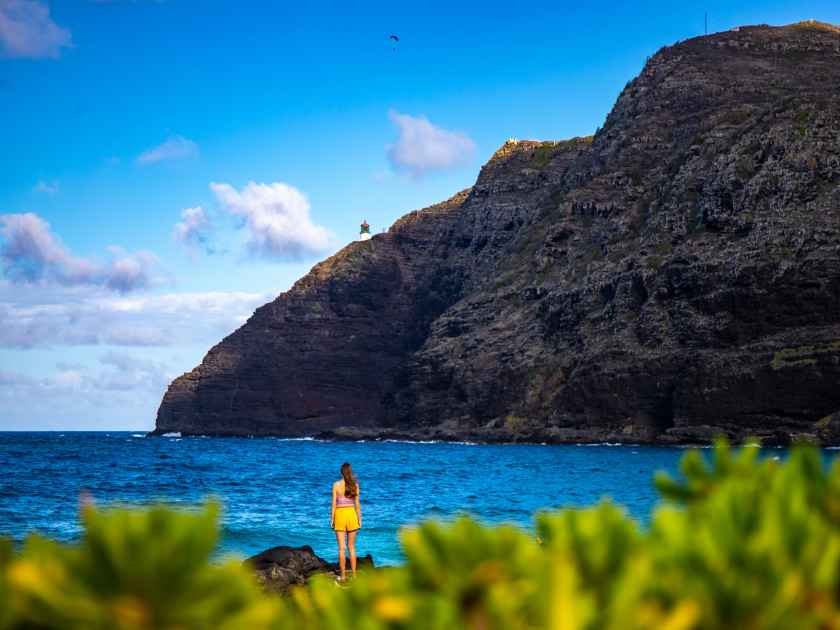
[155,22,840,444]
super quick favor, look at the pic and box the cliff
[155,22,840,444]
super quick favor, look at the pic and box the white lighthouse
[359,220,372,241]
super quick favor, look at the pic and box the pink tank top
[336,481,357,507]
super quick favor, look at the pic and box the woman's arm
[330,483,336,528]
[355,483,362,528]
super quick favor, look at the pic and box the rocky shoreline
[152,409,840,447]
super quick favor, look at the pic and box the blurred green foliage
[2,502,278,629]
[1,440,839,629]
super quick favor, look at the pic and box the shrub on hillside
[1,441,838,629]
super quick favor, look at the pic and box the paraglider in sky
[389,34,399,51]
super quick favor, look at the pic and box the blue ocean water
[0,432,816,565]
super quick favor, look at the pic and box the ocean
[0,432,810,566]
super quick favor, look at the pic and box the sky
[1,0,838,430]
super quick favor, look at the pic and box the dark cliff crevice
[155,22,840,444]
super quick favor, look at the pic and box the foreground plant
[0,441,838,629]
[2,502,280,629]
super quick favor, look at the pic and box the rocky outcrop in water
[246,545,375,594]
[155,22,840,445]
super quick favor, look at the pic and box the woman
[331,462,362,581]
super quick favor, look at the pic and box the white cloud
[136,134,199,165]
[0,0,71,59]
[0,282,273,348]
[1,212,100,285]
[210,181,331,260]
[33,179,59,194]
[104,245,157,293]
[0,212,157,293]
[386,110,476,178]
[173,206,213,254]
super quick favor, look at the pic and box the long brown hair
[341,462,357,498]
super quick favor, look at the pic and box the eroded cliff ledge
[155,22,840,444]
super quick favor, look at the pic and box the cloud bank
[0,352,170,396]
[0,283,273,348]
[137,135,199,165]
[210,181,331,260]
[0,0,71,59]
[386,110,476,178]
[0,351,174,429]
[0,212,157,293]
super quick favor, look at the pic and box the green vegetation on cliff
[1,442,839,629]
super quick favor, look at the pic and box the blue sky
[1,0,838,430]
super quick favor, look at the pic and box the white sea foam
[379,439,479,446]
[162,432,181,438]
[577,442,624,447]
[131,434,144,438]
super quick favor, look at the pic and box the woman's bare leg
[348,530,358,578]
[335,531,347,580]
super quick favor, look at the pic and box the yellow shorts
[333,506,360,532]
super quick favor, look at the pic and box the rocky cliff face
[155,22,840,444]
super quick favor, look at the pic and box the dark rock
[155,22,840,446]
[815,412,840,444]
[245,545,375,594]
